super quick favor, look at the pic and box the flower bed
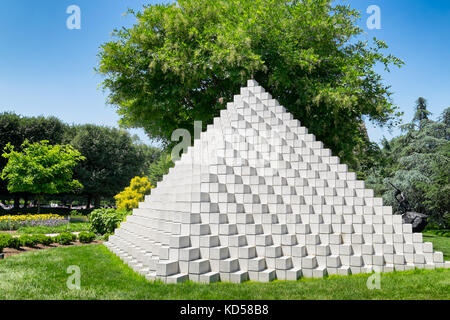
[0,214,67,231]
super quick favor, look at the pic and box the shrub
[20,235,38,247]
[115,176,154,210]
[89,208,129,235]
[56,232,76,245]
[32,234,53,246]
[0,234,22,250]
[78,231,96,243]
[0,234,11,253]
[103,233,112,241]
[0,234,12,244]
[8,237,21,249]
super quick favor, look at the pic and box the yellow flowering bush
[115,176,154,211]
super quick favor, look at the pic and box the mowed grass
[423,233,450,260]
[1,243,449,300]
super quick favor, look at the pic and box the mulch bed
[1,240,104,259]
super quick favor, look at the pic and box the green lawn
[423,233,450,260]
[0,244,449,300]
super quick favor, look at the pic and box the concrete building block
[259,269,276,282]
[199,272,220,284]
[230,271,249,283]
[156,261,179,277]
[302,256,318,269]
[220,258,240,273]
[189,259,211,274]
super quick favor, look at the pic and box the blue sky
[0,0,449,147]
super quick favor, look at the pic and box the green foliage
[115,176,154,210]
[148,153,174,186]
[97,0,403,165]
[78,231,96,243]
[65,124,148,206]
[0,113,161,209]
[102,233,112,241]
[56,232,76,245]
[413,97,431,125]
[19,235,38,247]
[0,234,11,252]
[0,112,67,196]
[89,208,129,235]
[16,222,89,235]
[7,237,21,249]
[1,140,85,200]
[366,106,450,228]
[32,234,54,246]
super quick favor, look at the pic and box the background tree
[0,113,23,207]
[97,0,403,167]
[67,124,147,208]
[0,113,67,208]
[1,140,85,213]
[147,153,174,186]
[413,97,431,126]
[366,106,449,228]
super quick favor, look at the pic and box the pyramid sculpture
[105,80,450,284]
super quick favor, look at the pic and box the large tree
[366,106,450,228]
[67,124,147,208]
[97,0,403,165]
[1,140,85,213]
[0,112,67,207]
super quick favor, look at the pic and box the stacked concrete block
[105,79,450,283]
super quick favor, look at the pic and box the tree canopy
[0,113,68,199]
[66,124,148,207]
[0,112,162,209]
[366,106,450,228]
[1,140,85,211]
[97,0,403,165]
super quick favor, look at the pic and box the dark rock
[402,211,428,233]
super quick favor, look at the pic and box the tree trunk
[13,194,20,210]
[94,195,101,208]
[37,197,41,214]
[24,194,29,208]
[86,195,92,209]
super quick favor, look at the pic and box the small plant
[78,231,96,243]
[56,232,76,245]
[89,208,129,235]
[20,235,38,247]
[103,233,112,241]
